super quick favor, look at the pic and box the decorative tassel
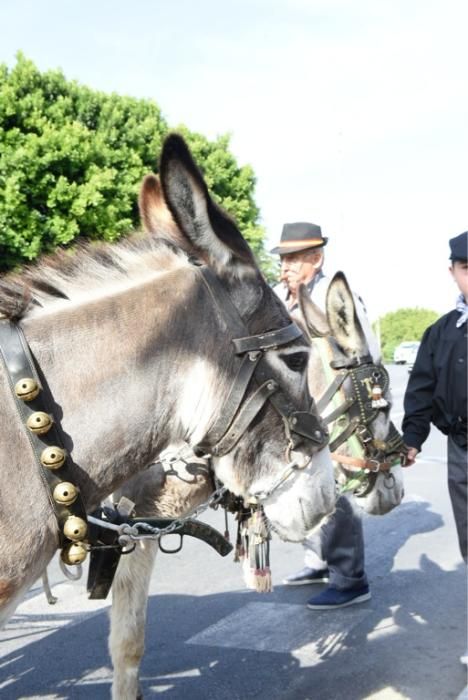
[233,505,273,592]
[371,383,388,408]
[233,507,250,562]
[247,508,273,593]
[233,519,245,562]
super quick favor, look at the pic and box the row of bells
[15,377,88,566]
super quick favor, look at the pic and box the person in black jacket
[402,230,468,562]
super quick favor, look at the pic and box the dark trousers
[447,434,468,562]
[304,494,367,590]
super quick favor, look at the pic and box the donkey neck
[19,265,227,508]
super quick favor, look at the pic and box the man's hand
[401,446,419,467]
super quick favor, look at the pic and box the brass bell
[373,439,387,451]
[40,446,66,470]
[63,516,88,541]
[26,411,53,435]
[53,482,79,506]
[14,377,40,402]
[61,541,87,565]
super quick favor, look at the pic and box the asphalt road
[1,365,466,700]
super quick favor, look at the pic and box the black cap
[449,231,468,262]
[270,222,328,255]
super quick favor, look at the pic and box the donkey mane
[0,229,192,321]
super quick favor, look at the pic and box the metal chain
[88,484,228,548]
[128,484,228,540]
[88,453,312,550]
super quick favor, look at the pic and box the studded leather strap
[0,319,89,560]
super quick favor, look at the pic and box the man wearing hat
[402,231,468,568]
[271,222,371,610]
[271,222,329,312]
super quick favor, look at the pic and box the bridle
[194,267,328,469]
[313,336,406,495]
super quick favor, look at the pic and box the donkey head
[298,273,404,514]
[138,135,336,540]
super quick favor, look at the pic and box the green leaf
[0,55,269,273]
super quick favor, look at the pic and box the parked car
[393,341,421,365]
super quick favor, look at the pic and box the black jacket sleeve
[402,325,436,451]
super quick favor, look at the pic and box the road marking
[363,690,410,699]
[76,666,113,686]
[187,601,371,665]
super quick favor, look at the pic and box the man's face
[450,260,468,301]
[280,249,323,295]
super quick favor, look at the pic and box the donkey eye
[282,352,308,372]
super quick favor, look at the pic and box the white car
[393,341,420,365]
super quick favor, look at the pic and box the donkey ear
[297,283,330,338]
[159,134,256,276]
[138,174,188,242]
[326,272,368,357]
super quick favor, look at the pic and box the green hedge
[0,54,274,276]
[376,307,440,361]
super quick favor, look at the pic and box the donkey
[0,134,336,629]
[297,275,405,514]
[106,272,404,700]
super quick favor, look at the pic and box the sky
[1,0,467,320]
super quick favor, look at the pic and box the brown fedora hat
[270,222,328,255]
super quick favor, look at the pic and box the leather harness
[313,336,406,493]
[195,267,328,458]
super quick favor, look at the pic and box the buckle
[357,425,373,443]
[365,459,381,472]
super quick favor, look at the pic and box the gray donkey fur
[0,135,335,635]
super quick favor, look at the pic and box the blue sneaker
[283,567,329,586]
[307,584,371,609]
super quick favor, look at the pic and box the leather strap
[316,370,349,413]
[321,396,355,425]
[328,417,361,452]
[200,351,261,449]
[330,353,373,370]
[330,451,392,473]
[233,323,303,354]
[0,320,88,547]
[212,380,279,456]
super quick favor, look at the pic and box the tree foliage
[376,307,440,361]
[0,53,275,276]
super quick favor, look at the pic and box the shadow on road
[1,500,466,700]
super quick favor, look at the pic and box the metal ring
[159,534,183,554]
